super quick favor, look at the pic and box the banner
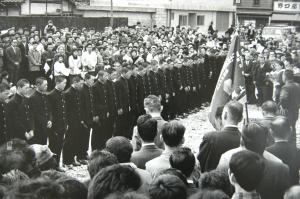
[274,2,300,12]
[208,34,245,129]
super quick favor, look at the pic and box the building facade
[271,0,300,26]
[235,0,273,27]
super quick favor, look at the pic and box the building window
[197,15,205,26]
[253,0,259,6]
[235,0,240,4]
[179,15,187,26]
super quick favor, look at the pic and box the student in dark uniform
[115,68,131,138]
[92,71,111,150]
[0,83,10,145]
[243,51,256,104]
[47,76,67,169]
[79,73,95,163]
[63,76,84,166]
[6,79,34,141]
[29,77,52,145]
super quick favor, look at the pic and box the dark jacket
[47,88,67,132]
[131,144,163,169]
[197,126,241,172]
[64,87,84,127]
[6,93,33,140]
[81,84,96,127]
[266,141,300,185]
[279,80,300,124]
[92,81,109,119]
[5,46,22,69]
[257,159,290,199]
[0,102,9,145]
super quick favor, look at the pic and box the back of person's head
[58,178,88,199]
[161,121,185,148]
[71,75,82,84]
[4,178,65,199]
[105,191,149,199]
[88,150,118,178]
[144,95,161,113]
[35,77,47,86]
[41,169,70,181]
[241,122,268,155]
[55,75,67,84]
[284,185,300,199]
[137,114,157,143]
[283,69,294,82]
[88,164,141,199]
[270,116,291,140]
[199,170,232,196]
[261,101,278,115]
[189,189,229,199]
[223,100,243,124]
[169,147,195,177]
[149,174,187,199]
[229,150,265,192]
[0,169,29,186]
[105,136,133,163]
[160,168,188,185]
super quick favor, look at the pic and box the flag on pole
[208,34,245,129]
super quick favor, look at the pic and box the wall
[21,0,72,15]
[236,0,273,9]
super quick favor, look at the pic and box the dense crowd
[0,20,300,199]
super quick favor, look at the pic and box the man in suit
[47,76,67,169]
[279,69,300,144]
[131,114,163,169]
[267,116,300,185]
[0,83,11,145]
[145,121,185,178]
[63,76,84,166]
[29,77,52,145]
[5,39,22,84]
[18,35,29,79]
[132,95,167,151]
[243,51,256,104]
[28,41,42,84]
[253,54,273,105]
[197,100,243,172]
[92,71,111,150]
[79,73,95,163]
[6,79,34,141]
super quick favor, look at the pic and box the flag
[208,34,245,129]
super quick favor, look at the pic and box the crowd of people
[0,19,299,199]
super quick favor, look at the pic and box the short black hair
[137,114,157,142]
[199,170,232,196]
[88,164,141,199]
[169,147,195,177]
[229,150,265,192]
[16,78,30,88]
[160,168,188,185]
[270,116,291,139]
[284,69,294,81]
[55,75,66,84]
[105,136,133,163]
[149,174,187,199]
[88,150,118,178]
[4,178,65,199]
[35,76,47,86]
[58,178,88,199]
[241,122,268,155]
[261,101,278,115]
[189,189,229,199]
[105,192,149,199]
[225,100,243,123]
[71,75,82,84]
[161,121,185,147]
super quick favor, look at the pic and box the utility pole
[110,0,113,28]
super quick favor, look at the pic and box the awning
[236,10,272,16]
[272,13,300,21]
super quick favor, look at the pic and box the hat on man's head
[30,144,55,166]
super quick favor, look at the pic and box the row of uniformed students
[0,55,225,165]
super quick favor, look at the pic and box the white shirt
[68,56,82,75]
[54,61,70,76]
[81,51,97,72]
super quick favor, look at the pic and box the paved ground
[66,104,300,181]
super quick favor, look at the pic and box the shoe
[72,161,81,167]
[78,159,88,165]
